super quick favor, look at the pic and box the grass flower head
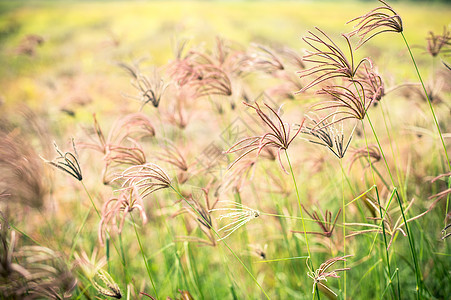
[210,201,260,241]
[297,27,371,93]
[226,102,304,172]
[43,139,83,181]
[114,163,171,199]
[302,115,356,159]
[292,205,341,238]
[307,255,352,296]
[93,269,121,299]
[98,186,148,246]
[347,0,403,49]
[425,27,451,57]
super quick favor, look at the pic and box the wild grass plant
[0,0,450,299]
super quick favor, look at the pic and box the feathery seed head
[307,255,352,296]
[43,139,83,181]
[114,163,171,199]
[425,27,451,57]
[226,102,304,172]
[98,186,148,246]
[210,201,260,241]
[347,0,403,49]
[302,115,356,159]
[93,269,121,299]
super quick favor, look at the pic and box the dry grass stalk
[14,34,44,56]
[347,0,403,49]
[226,102,304,172]
[92,269,121,299]
[43,139,83,181]
[212,37,245,73]
[1,222,76,299]
[247,244,268,260]
[114,163,171,199]
[297,27,384,125]
[143,290,194,300]
[209,201,260,241]
[442,222,451,240]
[163,93,190,129]
[98,186,148,246]
[250,45,304,100]
[262,167,291,196]
[302,115,356,159]
[430,172,451,184]
[279,46,305,70]
[244,43,285,74]
[0,131,47,209]
[216,159,256,194]
[292,205,341,238]
[192,64,233,97]
[313,80,372,122]
[297,27,369,92]
[83,113,153,183]
[307,255,352,296]
[192,37,247,77]
[428,188,451,203]
[120,62,168,109]
[168,48,233,99]
[349,144,382,171]
[173,186,219,247]
[429,172,451,235]
[156,140,191,184]
[108,113,156,142]
[14,246,76,299]
[74,248,107,280]
[425,27,451,57]
[355,63,385,104]
[413,79,446,104]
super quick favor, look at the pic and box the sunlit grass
[0,1,450,299]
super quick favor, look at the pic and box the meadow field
[0,0,450,299]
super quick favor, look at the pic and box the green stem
[284,151,320,300]
[234,190,254,274]
[82,181,126,284]
[339,160,347,299]
[394,189,421,300]
[446,176,451,227]
[381,268,399,299]
[185,243,205,300]
[401,32,451,171]
[170,186,271,300]
[131,213,159,300]
[260,212,304,220]
[5,222,42,246]
[69,206,92,259]
[367,107,422,299]
[371,165,391,191]
[360,119,396,298]
[285,151,313,261]
[256,256,309,263]
[81,181,100,218]
[366,116,395,187]
[118,233,130,286]
[374,187,395,295]
[380,103,407,202]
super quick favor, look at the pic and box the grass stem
[81,181,100,218]
[401,32,450,171]
[131,213,159,300]
[285,151,320,300]
[169,185,271,300]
